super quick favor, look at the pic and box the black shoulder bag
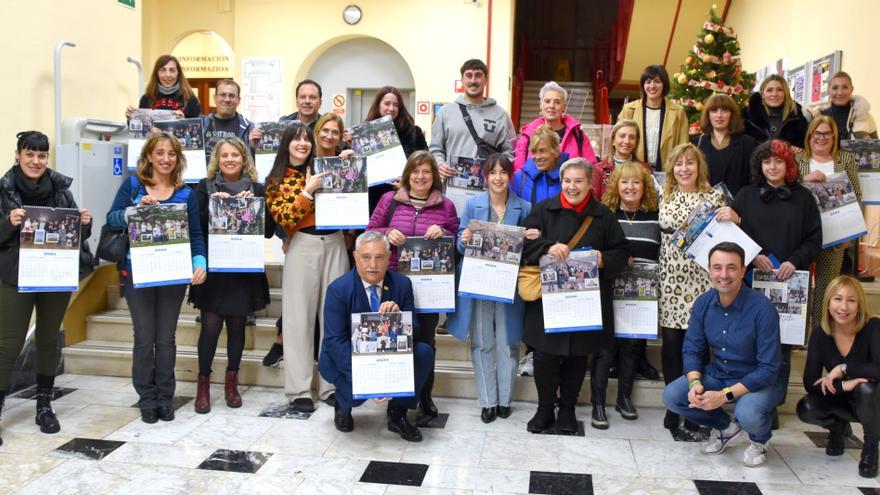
[96,177,140,263]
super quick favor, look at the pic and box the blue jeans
[663,373,783,443]
[471,299,519,407]
[333,342,435,413]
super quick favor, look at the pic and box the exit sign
[118,0,135,8]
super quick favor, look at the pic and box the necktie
[369,285,380,312]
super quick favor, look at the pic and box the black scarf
[759,183,791,202]
[13,166,54,206]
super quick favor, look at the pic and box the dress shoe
[194,374,211,414]
[664,410,680,430]
[225,370,242,408]
[637,356,661,380]
[291,398,316,413]
[323,393,337,408]
[859,438,879,478]
[826,422,851,456]
[334,405,354,433]
[526,406,555,433]
[614,397,638,420]
[418,397,439,419]
[157,405,175,421]
[140,408,158,424]
[557,407,578,434]
[496,406,512,418]
[388,406,422,442]
[481,407,497,424]
[591,404,609,430]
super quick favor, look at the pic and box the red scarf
[560,191,590,213]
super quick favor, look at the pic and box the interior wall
[141,0,515,140]
[0,0,141,160]
[726,0,880,111]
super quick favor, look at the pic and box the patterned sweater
[265,165,316,236]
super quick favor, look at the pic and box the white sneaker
[518,353,534,376]
[742,441,767,467]
[701,421,742,454]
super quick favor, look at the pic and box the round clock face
[343,5,362,25]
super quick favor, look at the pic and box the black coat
[743,91,809,147]
[732,182,821,270]
[692,133,758,197]
[521,196,629,356]
[0,167,94,286]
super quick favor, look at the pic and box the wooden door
[189,78,222,115]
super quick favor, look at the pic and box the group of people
[0,54,877,480]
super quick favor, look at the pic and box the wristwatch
[840,363,848,377]
[722,387,735,402]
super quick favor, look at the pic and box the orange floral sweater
[265,166,316,236]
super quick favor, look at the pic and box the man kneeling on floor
[663,241,783,467]
[318,231,435,442]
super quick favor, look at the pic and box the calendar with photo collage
[350,311,415,400]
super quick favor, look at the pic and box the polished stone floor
[0,373,878,494]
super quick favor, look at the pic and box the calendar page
[127,109,176,171]
[445,156,485,215]
[349,116,407,186]
[458,219,525,303]
[350,311,415,400]
[314,156,369,229]
[397,237,455,313]
[540,249,603,333]
[127,204,193,288]
[612,263,659,339]
[208,196,266,272]
[802,172,868,248]
[17,206,81,292]
[751,269,809,346]
[254,120,296,182]
[154,118,206,183]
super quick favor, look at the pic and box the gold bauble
[677,74,689,85]
[702,54,714,63]
[686,56,695,65]
[695,102,704,111]
[704,33,715,44]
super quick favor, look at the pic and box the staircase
[517,81,595,130]
[61,262,816,412]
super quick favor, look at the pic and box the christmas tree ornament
[702,54,713,63]
[677,74,689,84]
[704,33,715,44]
[705,70,717,79]
[686,56,695,65]
[695,102,704,111]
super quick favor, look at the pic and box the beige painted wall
[0,0,141,160]
[141,0,515,138]
[727,0,879,111]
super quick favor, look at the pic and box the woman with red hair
[730,138,822,424]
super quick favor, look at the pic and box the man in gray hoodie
[430,59,516,179]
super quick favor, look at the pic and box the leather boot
[859,437,879,478]
[35,374,60,434]
[195,374,211,414]
[225,370,242,408]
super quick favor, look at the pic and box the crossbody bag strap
[566,215,593,249]
[457,103,488,149]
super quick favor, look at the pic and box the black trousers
[416,313,439,403]
[796,382,880,440]
[533,349,614,409]
[613,338,641,401]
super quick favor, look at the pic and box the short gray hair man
[355,231,391,252]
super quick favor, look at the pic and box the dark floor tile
[129,396,194,411]
[858,488,880,495]
[359,460,429,487]
[694,480,762,495]
[529,471,592,495]
[805,430,864,449]
[14,386,77,400]
[51,438,125,460]
[197,449,272,474]
[415,412,449,429]
[535,421,586,437]
[258,402,314,420]
[671,426,712,442]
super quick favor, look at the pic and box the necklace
[492,204,507,224]
[622,208,638,223]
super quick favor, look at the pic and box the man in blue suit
[319,231,435,442]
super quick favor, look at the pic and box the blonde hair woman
[190,137,275,414]
[743,74,808,146]
[797,276,880,478]
[658,143,729,436]
[511,125,568,206]
[592,120,652,200]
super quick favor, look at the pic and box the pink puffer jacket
[513,114,597,172]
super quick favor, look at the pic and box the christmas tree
[668,6,756,133]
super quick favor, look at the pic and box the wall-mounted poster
[809,51,843,105]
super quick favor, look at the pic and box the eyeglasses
[812,131,833,139]
[216,93,239,100]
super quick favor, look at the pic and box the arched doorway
[303,37,416,126]
[171,31,235,115]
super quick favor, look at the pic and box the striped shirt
[615,208,660,262]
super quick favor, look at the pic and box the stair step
[61,340,805,413]
[108,285,284,318]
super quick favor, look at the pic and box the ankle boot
[195,375,211,414]
[35,375,60,434]
[859,437,879,478]
[224,370,242,408]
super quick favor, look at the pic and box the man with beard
[429,59,516,179]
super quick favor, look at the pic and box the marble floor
[0,373,878,494]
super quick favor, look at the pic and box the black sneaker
[263,343,284,367]
[291,398,315,413]
[590,405,609,430]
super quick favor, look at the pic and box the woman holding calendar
[190,137,276,414]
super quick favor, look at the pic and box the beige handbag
[518,215,593,302]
